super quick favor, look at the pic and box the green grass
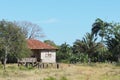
[43,76,68,80]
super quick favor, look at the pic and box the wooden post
[43,63,44,68]
[38,62,40,69]
[46,63,48,68]
[25,62,29,67]
[18,62,19,67]
[57,63,59,69]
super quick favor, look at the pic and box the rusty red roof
[27,39,57,50]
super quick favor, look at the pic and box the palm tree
[92,18,109,42]
[56,42,72,62]
[73,33,100,62]
[82,33,98,56]
[73,39,85,54]
[73,33,98,54]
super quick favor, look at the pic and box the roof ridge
[27,39,57,50]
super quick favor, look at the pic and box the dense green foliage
[56,18,120,63]
[0,20,31,70]
[105,23,120,62]
[56,43,72,63]
[0,18,120,67]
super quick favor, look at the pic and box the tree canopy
[0,18,120,67]
[57,18,120,63]
[15,21,45,39]
[0,20,31,70]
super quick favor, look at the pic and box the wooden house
[27,39,57,63]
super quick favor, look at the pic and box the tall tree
[15,21,45,39]
[0,20,31,71]
[79,33,98,54]
[92,19,120,62]
[73,33,100,62]
[106,23,120,62]
[92,18,109,42]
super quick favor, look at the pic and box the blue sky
[0,0,120,45]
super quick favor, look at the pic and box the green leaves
[92,18,110,42]
[56,42,72,62]
[0,20,31,63]
[106,31,120,62]
[92,19,120,62]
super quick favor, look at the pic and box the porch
[18,58,59,69]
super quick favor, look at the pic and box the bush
[43,76,68,80]
[19,65,34,70]
[7,54,18,63]
[44,76,56,80]
[60,76,68,80]
[115,62,120,66]
[0,64,3,69]
[60,60,70,63]
[69,53,89,63]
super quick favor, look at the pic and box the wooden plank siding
[18,58,37,63]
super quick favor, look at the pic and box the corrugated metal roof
[27,39,57,50]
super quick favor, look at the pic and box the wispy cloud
[40,18,59,24]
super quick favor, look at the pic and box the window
[45,53,52,58]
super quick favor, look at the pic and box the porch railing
[18,58,37,63]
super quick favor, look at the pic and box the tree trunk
[88,58,91,64]
[101,36,104,43]
[3,46,8,71]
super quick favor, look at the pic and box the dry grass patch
[0,63,120,80]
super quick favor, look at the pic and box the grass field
[0,63,120,80]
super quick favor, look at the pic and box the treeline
[45,18,120,63]
[0,18,120,68]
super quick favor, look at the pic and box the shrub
[19,65,34,70]
[0,64,3,69]
[60,76,68,80]
[44,76,56,80]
